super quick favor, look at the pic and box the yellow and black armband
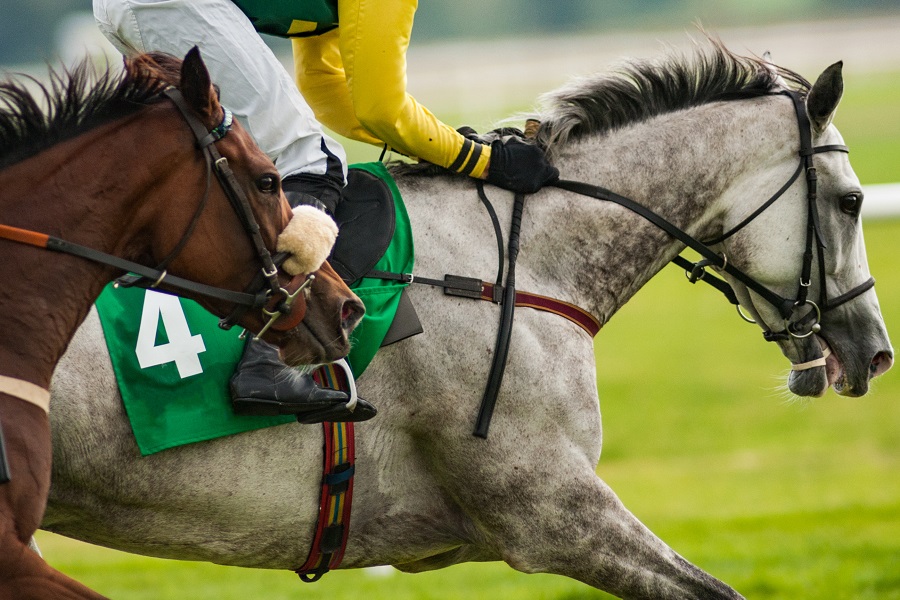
[448,137,490,177]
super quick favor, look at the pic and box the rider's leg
[93,0,347,189]
[93,0,368,420]
[229,339,376,422]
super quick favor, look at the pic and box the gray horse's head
[533,41,892,398]
[715,62,892,397]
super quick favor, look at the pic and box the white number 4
[135,291,207,379]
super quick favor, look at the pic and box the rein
[557,90,874,343]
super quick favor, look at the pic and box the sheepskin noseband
[276,205,339,275]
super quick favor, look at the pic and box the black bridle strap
[476,182,506,296]
[703,160,804,246]
[552,178,798,318]
[825,276,875,309]
[0,223,264,307]
[670,255,740,306]
[162,89,283,301]
[555,90,873,343]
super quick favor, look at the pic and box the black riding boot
[230,338,377,422]
[282,172,343,213]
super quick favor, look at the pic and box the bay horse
[44,42,891,599]
[0,49,361,599]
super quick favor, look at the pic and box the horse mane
[0,52,179,170]
[534,38,811,157]
[391,38,812,179]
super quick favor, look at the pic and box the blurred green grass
[36,65,900,599]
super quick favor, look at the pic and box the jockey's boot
[230,338,377,423]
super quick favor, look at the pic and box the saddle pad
[339,162,414,374]
[94,162,412,455]
[95,285,296,455]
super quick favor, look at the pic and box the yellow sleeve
[292,29,381,145]
[337,0,490,177]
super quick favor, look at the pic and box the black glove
[485,136,559,194]
[457,125,525,145]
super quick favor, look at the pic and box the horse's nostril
[341,299,364,329]
[870,350,894,378]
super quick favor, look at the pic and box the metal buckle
[255,274,315,339]
[785,300,822,339]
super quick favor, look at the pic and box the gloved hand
[484,136,559,194]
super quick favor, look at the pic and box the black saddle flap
[330,169,395,285]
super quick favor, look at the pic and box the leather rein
[0,88,303,335]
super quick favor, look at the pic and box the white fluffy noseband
[276,205,339,275]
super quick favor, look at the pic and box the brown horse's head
[127,49,363,364]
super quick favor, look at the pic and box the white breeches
[93,0,347,181]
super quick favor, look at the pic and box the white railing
[863,183,900,219]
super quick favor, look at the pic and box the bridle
[556,89,874,343]
[0,87,307,337]
[473,89,875,438]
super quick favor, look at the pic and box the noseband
[0,88,303,335]
[556,89,875,344]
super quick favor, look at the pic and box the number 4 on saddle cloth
[94,162,419,455]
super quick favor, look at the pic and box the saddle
[332,166,422,346]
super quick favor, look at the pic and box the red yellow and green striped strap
[296,363,356,582]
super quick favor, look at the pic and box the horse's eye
[256,174,279,194]
[840,192,862,216]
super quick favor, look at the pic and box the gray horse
[44,43,892,600]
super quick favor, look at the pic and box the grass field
[35,62,900,599]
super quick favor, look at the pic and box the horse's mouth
[822,339,849,393]
[279,329,346,366]
[787,334,891,398]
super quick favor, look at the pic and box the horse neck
[525,97,791,325]
[0,108,198,388]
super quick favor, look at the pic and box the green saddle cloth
[95,162,412,455]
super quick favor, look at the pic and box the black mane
[0,57,170,170]
[534,39,811,155]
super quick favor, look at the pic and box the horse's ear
[180,46,218,120]
[806,61,843,133]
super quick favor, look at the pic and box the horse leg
[453,449,743,600]
[0,397,108,600]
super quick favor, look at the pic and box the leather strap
[296,363,356,583]
[0,375,50,413]
[792,346,832,371]
[481,284,601,337]
[0,223,266,308]
[474,191,525,438]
